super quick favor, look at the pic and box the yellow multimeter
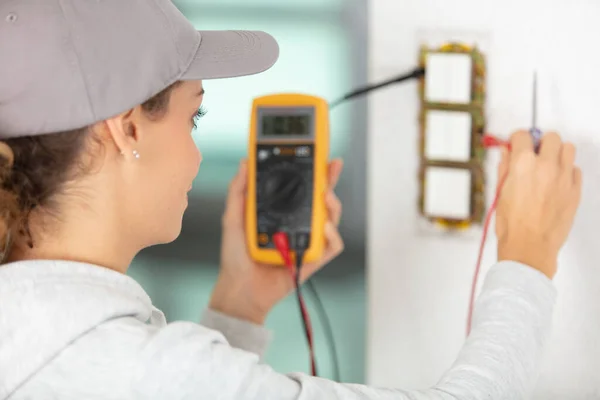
[246,93,330,266]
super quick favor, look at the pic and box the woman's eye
[192,106,208,129]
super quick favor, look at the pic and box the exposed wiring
[294,250,318,376]
[467,135,509,335]
[273,232,318,376]
[466,172,507,335]
[265,67,426,378]
[305,278,341,382]
[261,59,537,373]
[329,67,426,110]
[289,65,426,379]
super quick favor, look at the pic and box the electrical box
[417,42,487,230]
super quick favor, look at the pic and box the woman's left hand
[209,158,345,325]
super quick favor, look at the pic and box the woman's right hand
[496,130,582,279]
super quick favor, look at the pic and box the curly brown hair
[0,82,181,262]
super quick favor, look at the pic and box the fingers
[573,166,582,186]
[509,130,534,157]
[561,142,576,169]
[322,221,344,261]
[297,222,344,283]
[222,160,248,228]
[326,159,344,226]
[326,190,342,226]
[573,166,583,199]
[297,199,345,282]
[510,130,574,169]
[328,159,344,189]
[497,146,509,182]
[563,165,583,221]
[539,132,562,162]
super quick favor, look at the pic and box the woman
[0,1,582,399]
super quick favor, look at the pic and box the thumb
[222,160,248,228]
[497,147,509,185]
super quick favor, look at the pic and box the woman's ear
[103,107,143,160]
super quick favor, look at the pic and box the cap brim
[181,30,279,80]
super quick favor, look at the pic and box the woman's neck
[7,203,138,274]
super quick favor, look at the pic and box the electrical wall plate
[416,33,488,231]
[424,109,473,162]
[424,53,473,104]
[414,28,493,58]
[423,166,472,220]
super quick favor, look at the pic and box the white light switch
[425,110,472,162]
[424,167,471,220]
[425,53,472,104]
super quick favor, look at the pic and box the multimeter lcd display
[261,115,311,136]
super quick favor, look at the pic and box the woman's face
[122,80,204,246]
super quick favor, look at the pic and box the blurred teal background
[129,0,369,383]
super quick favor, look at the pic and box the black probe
[329,67,425,110]
[273,65,427,381]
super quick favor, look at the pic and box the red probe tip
[482,134,511,150]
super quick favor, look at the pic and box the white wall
[366,0,600,398]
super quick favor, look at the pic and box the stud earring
[133,150,140,159]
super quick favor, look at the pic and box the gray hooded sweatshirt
[0,259,555,399]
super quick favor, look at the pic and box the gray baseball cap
[0,0,280,139]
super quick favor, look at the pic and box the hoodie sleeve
[131,261,556,400]
[200,308,273,360]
